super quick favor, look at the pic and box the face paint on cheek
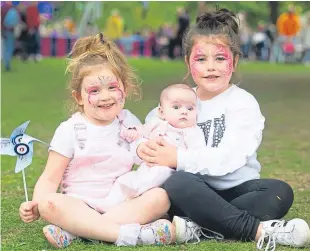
[85,87,100,108]
[190,48,204,78]
[107,81,124,104]
[216,45,233,77]
[115,87,124,103]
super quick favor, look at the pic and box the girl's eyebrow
[86,80,119,88]
[107,81,120,86]
[215,53,228,57]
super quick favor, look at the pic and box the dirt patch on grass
[269,171,310,191]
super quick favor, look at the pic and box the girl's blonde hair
[66,33,141,113]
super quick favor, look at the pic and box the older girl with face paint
[19,33,176,248]
[139,9,310,250]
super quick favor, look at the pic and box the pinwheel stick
[22,169,29,201]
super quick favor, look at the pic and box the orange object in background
[64,18,76,34]
[277,12,301,36]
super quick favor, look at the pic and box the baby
[97,84,206,212]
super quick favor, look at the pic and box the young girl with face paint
[139,9,310,250]
[19,33,176,248]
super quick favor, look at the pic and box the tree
[269,1,279,24]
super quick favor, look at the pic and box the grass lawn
[1,58,310,251]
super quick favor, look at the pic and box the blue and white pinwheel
[1,121,46,201]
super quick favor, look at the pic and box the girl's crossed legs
[164,172,310,249]
[38,188,176,247]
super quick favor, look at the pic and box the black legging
[162,171,294,241]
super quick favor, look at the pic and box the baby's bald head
[158,84,197,128]
[160,84,196,105]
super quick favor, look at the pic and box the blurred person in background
[64,17,77,35]
[238,12,252,60]
[264,23,276,60]
[105,9,124,41]
[14,10,30,61]
[300,15,310,65]
[149,30,157,57]
[25,2,42,61]
[281,37,296,63]
[1,1,20,71]
[118,30,135,56]
[252,22,270,61]
[157,23,174,59]
[168,7,190,59]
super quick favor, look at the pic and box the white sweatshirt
[145,85,265,190]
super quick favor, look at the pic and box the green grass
[1,59,310,251]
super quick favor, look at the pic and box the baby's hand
[120,128,140,142]
[19,201,40,223]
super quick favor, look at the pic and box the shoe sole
[43,225,62,249]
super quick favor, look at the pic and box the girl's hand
[19,201,40,223]
[120,128,140,142]
[137,138,177,168]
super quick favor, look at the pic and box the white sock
[115,224,141,246]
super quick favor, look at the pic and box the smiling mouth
[204,75,220,79]
[98,103,115,108]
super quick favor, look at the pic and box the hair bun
[196,8,239,35]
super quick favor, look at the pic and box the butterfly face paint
[98,76,124,104]
[215,45,233,77]
[189,41,234,96]
[190,48,204,78]
[79,69,126,126]
[85,75,124,108]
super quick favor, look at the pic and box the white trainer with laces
[257,218,310,251]
[172,216,224,244]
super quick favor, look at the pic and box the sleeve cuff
[48,147,72,159]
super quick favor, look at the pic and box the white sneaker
[172,216,224,244]
[257,218,310,251]
[137,219,173,245]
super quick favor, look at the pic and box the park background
[1,1,310,250]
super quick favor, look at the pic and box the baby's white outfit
[100,118,206,211]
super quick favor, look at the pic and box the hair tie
[99,33,105,44]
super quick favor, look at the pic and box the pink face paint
[107,81,124,103]
[85,85,100,107]
[116,86,124,103]
[215,45,233,77]
[97,75,124,104]
[190,46,205,78]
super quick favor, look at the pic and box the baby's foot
[43,225,76,249]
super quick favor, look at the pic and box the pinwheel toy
[1,121,47,201]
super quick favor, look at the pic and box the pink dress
[49,111,140,213]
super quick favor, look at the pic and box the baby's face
[160,88,197,129]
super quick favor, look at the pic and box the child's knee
[274,180,294,217]
[147,188,170,210]
[38,194,60,221]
